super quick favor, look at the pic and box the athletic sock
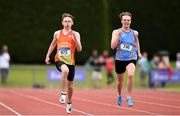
[61,92,66,95]
[67,102,72,104]
[127,96,131,99]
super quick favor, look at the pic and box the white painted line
[0,102,22,116]
[39,90,160,115]
[8,90,93,116]
[135,95,180,103]
[101,89,180,103]
[74,97,160,115]
[135,100,180,109]
[93,90,180,109]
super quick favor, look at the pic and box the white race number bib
[120,44,132,52]
[58,48,71,57]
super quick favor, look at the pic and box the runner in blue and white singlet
[115,29,138,61]
[111,12,142,107]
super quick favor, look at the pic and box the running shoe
[66,103,72,113]
[59,93,66,104]
[118,96,122,106]
[127,97,134,106]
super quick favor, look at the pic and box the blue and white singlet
[115,29,138,61]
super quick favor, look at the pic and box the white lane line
[0,102,22,116]
[8,90,93,116]
[39,90,160,115]
[74,97,160,115]
[90,90,180,109]
[98,89,180,103]
[135,100,180,109]
[135,95,180,103]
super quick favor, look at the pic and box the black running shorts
[115,60,136,74]
[55,61,75,81]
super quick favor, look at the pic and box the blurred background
[0,0,180,91]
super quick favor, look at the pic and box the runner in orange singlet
[45,13,82,113]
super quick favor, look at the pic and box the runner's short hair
[62,13,74,21]
[119,11,132,20]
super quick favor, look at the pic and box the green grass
[1,65,49,87]
[0,63,180,92]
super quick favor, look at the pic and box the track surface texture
[0,88,180,115]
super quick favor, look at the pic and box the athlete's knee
[117,74,124,83]
[67,86,73,90]
[128,73,134,79]
[61,67,69,75]
[67,82,73,89]
[118,78,123,83]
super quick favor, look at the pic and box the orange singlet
[55,30,76,65]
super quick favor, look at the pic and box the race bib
[120,44,132,52]
[58,47,71,57]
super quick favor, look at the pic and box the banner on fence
[47,68,86,82]
[150,69,180,83]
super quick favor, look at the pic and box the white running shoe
[66,103,72,113]
[59,93,66,104]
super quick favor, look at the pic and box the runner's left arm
[73,31,82,52]
[134,31,142,59]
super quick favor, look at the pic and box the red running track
[0,88,180,115]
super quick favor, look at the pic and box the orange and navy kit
[55,30,76,65]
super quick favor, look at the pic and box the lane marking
[0,102,22,116]
[39,90,160,115]
[8,90,93,116]
[97,89,180,102]
[74,97,160,115]
[134,95,180,103]
[135,100,180,109]
[88,90,180,108]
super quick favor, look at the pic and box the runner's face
[62,17,73,30]
[121,15,131,28]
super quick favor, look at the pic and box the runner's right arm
[45,31,59,64]
[111,29,120,49]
